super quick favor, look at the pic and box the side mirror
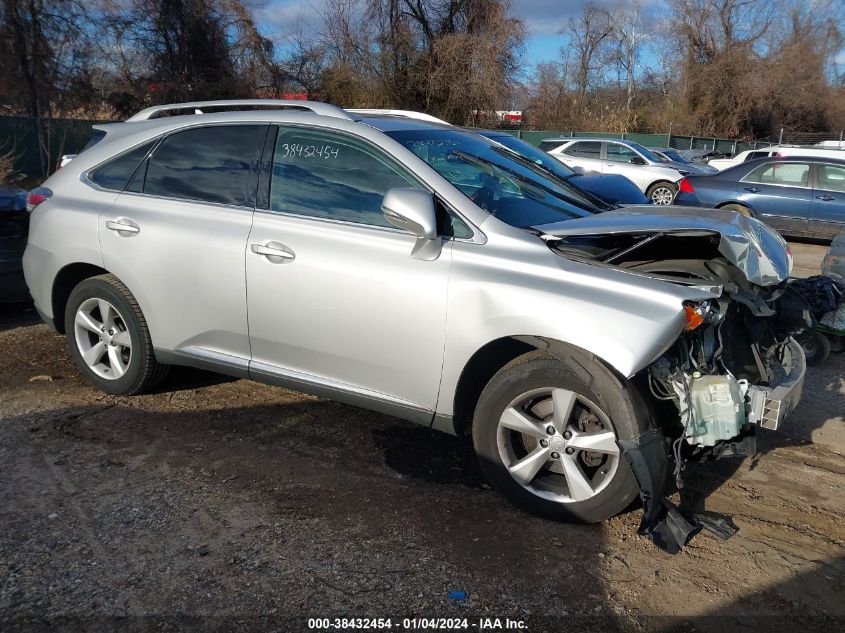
[381,188,441,260]
[629,156,646,165]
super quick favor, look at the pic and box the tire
[720,203,753,217]
[64,274,168,395]
[797,330,831,366]
[472,350,644,523]
[646,181,677,205]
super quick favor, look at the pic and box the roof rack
[345,108,449,125]
[126,99,354,122]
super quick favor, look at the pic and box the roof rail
[126,99,354,122]
[346,108,449,125]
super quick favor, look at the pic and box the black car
[674,156,845,240]
[0,185,29,301]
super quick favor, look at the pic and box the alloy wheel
[651,186,675,205]
[73,298,132,380]
[496,387,620,503]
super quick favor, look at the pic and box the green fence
[487,129,775,154]
[0,115,109,183]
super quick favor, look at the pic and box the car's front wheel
[647,181,677,205]
[472,351,642,523]
[64,274,168,395]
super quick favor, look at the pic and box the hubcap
[74,298,132,380]
[496,388,620,504]
[651,187,674,205]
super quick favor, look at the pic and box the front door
[245,126,451,420]
[100,124,268,364]
[811,163,845,239]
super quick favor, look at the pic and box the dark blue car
[0,185,29,302]
[475,130,650,207]
[674,156,845,240]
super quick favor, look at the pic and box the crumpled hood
[534,205,792,286]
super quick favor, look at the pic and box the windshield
[386,129,602,227]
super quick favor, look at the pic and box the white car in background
[774,146,845,161]
[539,138,686,205]
[707,148,781,171]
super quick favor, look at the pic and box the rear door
[99,124,268,365]
[738,161,813,235]
[811,163,845,239]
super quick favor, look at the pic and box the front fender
[435,240,717,417]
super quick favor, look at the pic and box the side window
[89,140,157,191]
[745,151,766,161]
[818,164,845,192]
[744,162,810,187]
[538,141,563,152]
[564,141,601,158]
[269,127,418,228]
[143,125,267,206]
[605,143,639,163]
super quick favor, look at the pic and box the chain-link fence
[3,113,844,185]
[0,115,109,185]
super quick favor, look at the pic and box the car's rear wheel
[64,274,168,395]
[646,181,677,205]
[721,203,753,217]
[472,351,642,523]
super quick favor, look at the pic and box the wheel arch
[646,179,677,191]
[449,335,652,439]
[715,200,755,216]
[51,262,110,333]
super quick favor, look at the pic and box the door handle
[251,241,295,262]
[743,186,760,193]
[105,218,140,235]
[816,194,835,201]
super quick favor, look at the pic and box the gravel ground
[0,242,842,633]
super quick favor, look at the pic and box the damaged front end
[537,207,810,552]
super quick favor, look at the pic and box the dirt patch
[1,242,843,632]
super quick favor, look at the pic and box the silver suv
[540,138,687,204]
[24,100,806,539]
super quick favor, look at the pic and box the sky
[256,0,654,65]
[257,0,844,78]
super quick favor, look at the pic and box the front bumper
[746,338,806,430]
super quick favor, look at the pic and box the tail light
[27,187,52,213]
[678,178,695,194]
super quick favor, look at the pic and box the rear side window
[538,141,563,152]
[564,141,601,158]
[744,162,810,187]
[144,125,267,206]
[745,151,767,161]
[89,140,157,191]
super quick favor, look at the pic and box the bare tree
[565,3,613,104]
